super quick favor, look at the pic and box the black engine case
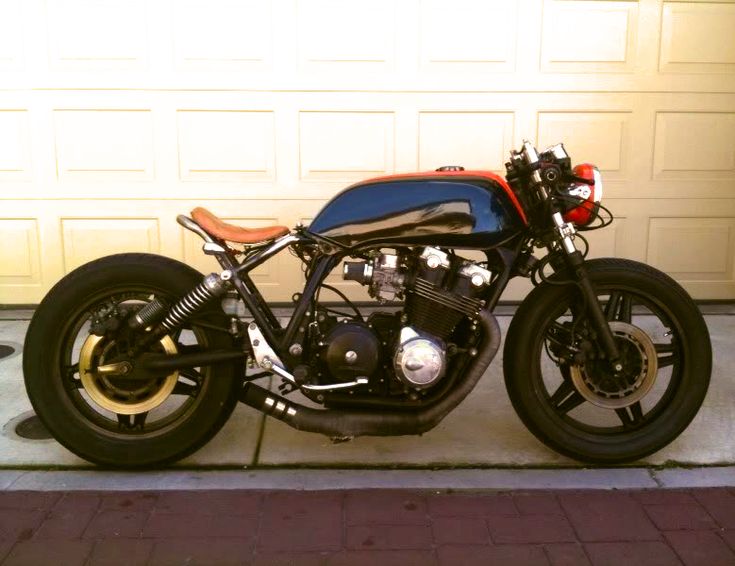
[321,322,381,382]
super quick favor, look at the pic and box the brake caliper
[89,302,127,336]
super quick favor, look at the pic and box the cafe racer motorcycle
[23,141,712,467]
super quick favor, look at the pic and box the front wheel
[504,258,711,464]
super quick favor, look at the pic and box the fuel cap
[435,165,465,172]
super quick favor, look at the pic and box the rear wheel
[23,253,240,468]
[503,258,711,464]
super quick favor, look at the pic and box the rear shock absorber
[132,271,232,350]
[160,272,230,331]
[128,299,169,331]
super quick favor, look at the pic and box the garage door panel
[584,217,627,260]
[8,0,733,93]
[298,111,395,182]
[0,219,40,284]
[647,217,734,277]
[660,2,735,74]
[419,0,517,72]
[541,0,638,73]
[176,110,275,182]
[536,111,631,178]
[0,0,23,72]
[53,110,155,182]
[61,218,160,273]
[652,112,735,181]
[297,0,395,71]
[172,0,273,72]
[0,1,733,303]
[0,110,31,182]
[46,0,148,71]
[418,112,515,173]
[646,217,735,298]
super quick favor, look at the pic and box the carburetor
[343,252,405,302]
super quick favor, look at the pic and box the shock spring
[160,273,229,331]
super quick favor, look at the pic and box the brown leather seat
[190,207,289,244]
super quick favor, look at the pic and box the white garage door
[1,0,734,304]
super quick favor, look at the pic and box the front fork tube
[553,213,622,369]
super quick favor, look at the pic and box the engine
[341,247,492,391]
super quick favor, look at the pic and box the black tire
[23,253,240,468]
[503,258,711,464]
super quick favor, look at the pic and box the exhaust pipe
[239,310,500,437]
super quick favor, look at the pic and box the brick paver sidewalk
[1,488,734,565]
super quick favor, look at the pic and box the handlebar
[507,141,572,202]
[520,141,540,167]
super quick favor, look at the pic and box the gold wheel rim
[79,334,179,415]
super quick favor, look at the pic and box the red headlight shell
[563,163,602,226]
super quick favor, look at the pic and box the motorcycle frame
[172,219,533,437]
[160,197,623,438]
[178,186,620,375]
[178,214,523,366]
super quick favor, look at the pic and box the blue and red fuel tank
[307,170,527,250]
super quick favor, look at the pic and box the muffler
[238,310,500,437]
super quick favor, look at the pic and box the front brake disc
[568,321,658,409]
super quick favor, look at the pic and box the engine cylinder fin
[405,298,463,339]
[411,292,474,317]
[411,279,483,316]
[404,277,484,339]
[411,289,478,317]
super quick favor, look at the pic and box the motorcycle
[23,141,711,467]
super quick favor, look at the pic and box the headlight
[562,163,602,227]
[592,166,603,201]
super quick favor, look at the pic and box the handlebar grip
[521,141,540,166]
